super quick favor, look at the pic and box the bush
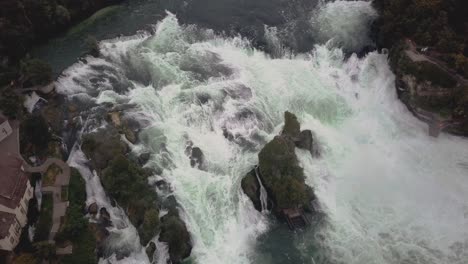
[0,86,23,119]
[34,194,53,242]
[20,59,52,87]
[20,115,51,155]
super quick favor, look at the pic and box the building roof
[0,114,29,209]
[0,212,15,239]
[0,154,29,209]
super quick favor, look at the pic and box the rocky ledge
[81,110,192,263]
[390,40,468,136]
[241,112,317,222]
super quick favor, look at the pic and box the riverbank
[372,0,468,137]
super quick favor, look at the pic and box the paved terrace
[24,158,72,249]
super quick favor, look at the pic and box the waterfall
[254,166,269,212]
[54,5,468,264]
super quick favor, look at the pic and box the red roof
[0,154,29,210]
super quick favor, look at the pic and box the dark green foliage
[0,86,23,119]
[258,136,308,209]
[59,226,97,264]
[373,0,467,75]
[400,57,457,88]
[159,213,192,263]
[20,115,51,154]
[373,0,467,51]
[55,168,97,264]
[34,194,53,242]
[0,0,123,61]
[102,154,151,204]
[102,153,158,244]
[20,59,52,86]
[81,128,127,170]
[33,241,56,263]
[139,208,160,245]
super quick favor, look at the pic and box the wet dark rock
[190,147,204,169]
[282,111,301,138]
[295,130,313,151]
[139,208,160,245]
[146,242,157,263]
[240,169,261,211]
[159,211,192,264]
[99,207,112,227]
[88,202,98,215]
[162,195,179,214]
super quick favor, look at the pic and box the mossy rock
[139,208,160,245]
[159,213,192,264]
[240,169,261,211]
[81,127,128,171]
[282,111,301,138]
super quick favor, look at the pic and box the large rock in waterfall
[241,112,316,216]
[159,211,193,264]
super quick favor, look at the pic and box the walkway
[24,158,72,245]
[404,39,468,86]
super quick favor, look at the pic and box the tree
[33,241,56,264]
[21,115,51,154]
[20,58,52,87]
[0,86,23,119]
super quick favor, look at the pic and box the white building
[0,117,34,251]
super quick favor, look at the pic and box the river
[36,0,468,263]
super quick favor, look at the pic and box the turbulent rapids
[55,1,468,264]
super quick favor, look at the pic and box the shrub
[20,59,52,87]
[0,86,23,119]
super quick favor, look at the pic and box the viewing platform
[282,208,310,230]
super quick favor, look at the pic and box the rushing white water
[310,0,378,52]
[55,4,468,264]
[254,166,269,212]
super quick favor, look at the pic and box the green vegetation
[20,58,52,86]
[0,86,23,119]
[56,168,97,264]
[20,115,51,155]
[374,0,468,75]
[33,241,56,263]
[34,194,53,242]
[59,226,97,264]
[399,55,458,88]
[258,136,308,209]
[102,154,158,244]
[0,0,123,60]
[243,112,315,211]
[81,128,127,170]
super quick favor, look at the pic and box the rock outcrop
[390,41,468,136]
[241,112,316,218]
[159,211,192,264]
